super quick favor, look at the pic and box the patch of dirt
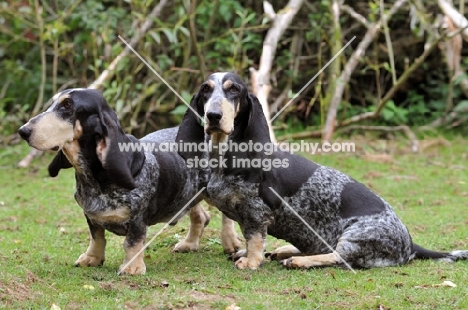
[165,290,237,310]
[0,277,36,306]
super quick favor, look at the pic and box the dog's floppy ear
[243,92,271,144]
[176,93,205,160]
[48,150,73,177]
[95,108,138,190]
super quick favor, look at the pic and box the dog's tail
[412,243,468,263]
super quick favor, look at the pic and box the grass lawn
[0,135,467,309]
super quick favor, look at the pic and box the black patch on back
[339,181,386,218]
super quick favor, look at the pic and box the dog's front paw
[74,253,104,267]
[266,244,301,261]
[280,256,309,269]
[235,257,263,270]
[222,230,242,254]
[230,249,247,261]
[173,240,199,253]
[118,260,146,275]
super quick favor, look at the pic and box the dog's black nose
[206,111,223,124]
[18,126,32,140]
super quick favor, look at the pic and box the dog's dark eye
[61,99,72,109]
[230,85,239,93]
[201,84,211,93]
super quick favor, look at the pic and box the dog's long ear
[176,93,205,160]
[95,108,139,190]
[48,150,73,177]
[243,92,271,144]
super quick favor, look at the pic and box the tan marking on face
[222,79,233,89]
[58,93,71,103]
[219,98,235,132]
[207,80,215,88]
[87,207,130,224]
[235,100,241,116]
[210,132,228,147]
[96,137,110,167]
[234,232,265,269]
[62,120,83,171]
[26,112,74,150]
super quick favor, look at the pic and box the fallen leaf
[435,280,456,288]
[51,304,61,310]
[414,280,456,289]
[83,284,95,290]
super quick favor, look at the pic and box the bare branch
[342,5,370,28]
[322,0,408,142]
[250,0,304,142]
[89,0,169,89]
[438,0,468,41]
[18,0,169,168]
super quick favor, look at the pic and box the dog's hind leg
[173,203,210,252]
[266,244,302,261]
[221,214,242,254]
[75,217,106,267]
[280,251,341,269]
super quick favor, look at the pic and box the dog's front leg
[173,203,210,252]
[234,225,266,270]
[75,216,106,267]
[119,220,147,275]
[221,214,242,254]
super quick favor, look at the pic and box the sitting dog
[176,72,468,270]
[18,88,240,274]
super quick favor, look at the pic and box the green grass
[1,136,467,309]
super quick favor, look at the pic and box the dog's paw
[74,253,104,267]
[230,249,247,261]
[234,257,263,270]
[266,244,301,261]
[173,240,199,253]
[221,231,242,254]
[280,257,309,269]
[118,260,146,275]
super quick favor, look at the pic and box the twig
[380,0,397,85]
[250,0,305,143]
[322,0,408,142]
[438,0,468,40]
[188,0,207,79]
[339,27,464,128]
[18,0,169,167]
[342,5,370,28]
[276,129,322,141]
[31,0,46,117]
[88,0,169,89]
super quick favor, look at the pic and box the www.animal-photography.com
[2,1,468,309]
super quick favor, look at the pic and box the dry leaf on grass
[226,303,240,310]
[414,280,456,289]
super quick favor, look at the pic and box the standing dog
[176,72,468,270]
[18,88,240,274]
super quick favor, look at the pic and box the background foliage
[0,0,467,138]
